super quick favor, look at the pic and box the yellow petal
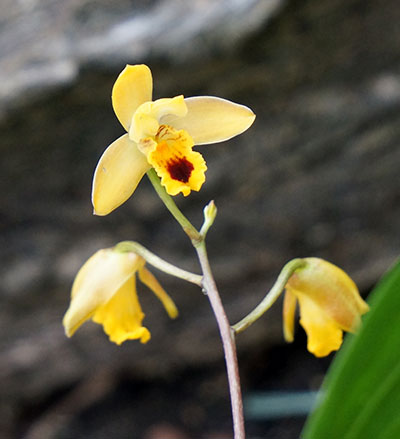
[161,96,256,145]
[63,249,144,337]
[297,294,343,357]
[112,64,153,132]
[92,134,151,216]
[129,96,187,143]
[92,276,151,345]
[138,266,178,319]
[287,258,369,332]
[283,289,297,343]
[146,125,207,196]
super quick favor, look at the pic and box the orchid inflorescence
[63,63,369,439]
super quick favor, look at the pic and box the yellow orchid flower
[92,64,256,215]
[283,258,369,357]
[63,248,178,345]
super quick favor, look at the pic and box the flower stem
[115,241,203,286]
[232,258,306,334]
[148,171,245,439]
[196,241,245,439]
[147,169,202,244]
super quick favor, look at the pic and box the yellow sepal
[112,64,153,132]
[282,289,297,343]
[138,266,178,319]
[92,134,151,216]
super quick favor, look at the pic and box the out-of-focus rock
[0,0,284,118]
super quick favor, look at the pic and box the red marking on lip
[167,157,194,183]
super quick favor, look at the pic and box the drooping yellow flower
[63,248,178,345]
[282,258,369,357]
[92,64,256,215]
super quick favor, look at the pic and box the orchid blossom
[92,64,255,215]
[63,248,178,345]
[283,258,369,357]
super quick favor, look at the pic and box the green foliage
[302,259,400,439]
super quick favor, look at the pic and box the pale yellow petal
[138,266,178,319]
[129,96,187,143]
[283,289,297,343]
[297,294,343,357]
[92,276,151,345]
[287,258,368,332]
[63,249,143,337]
[92,134,151,216]
[112,64,153,132]
[161,96,256,145]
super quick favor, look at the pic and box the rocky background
[1,0,400,437]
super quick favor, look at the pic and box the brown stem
[147,172,245,437]
[195,242,245,439]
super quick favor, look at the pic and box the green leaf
[302,259,400,439]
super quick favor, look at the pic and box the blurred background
[1,0,400,437]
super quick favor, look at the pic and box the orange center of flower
[145,124,207,196]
